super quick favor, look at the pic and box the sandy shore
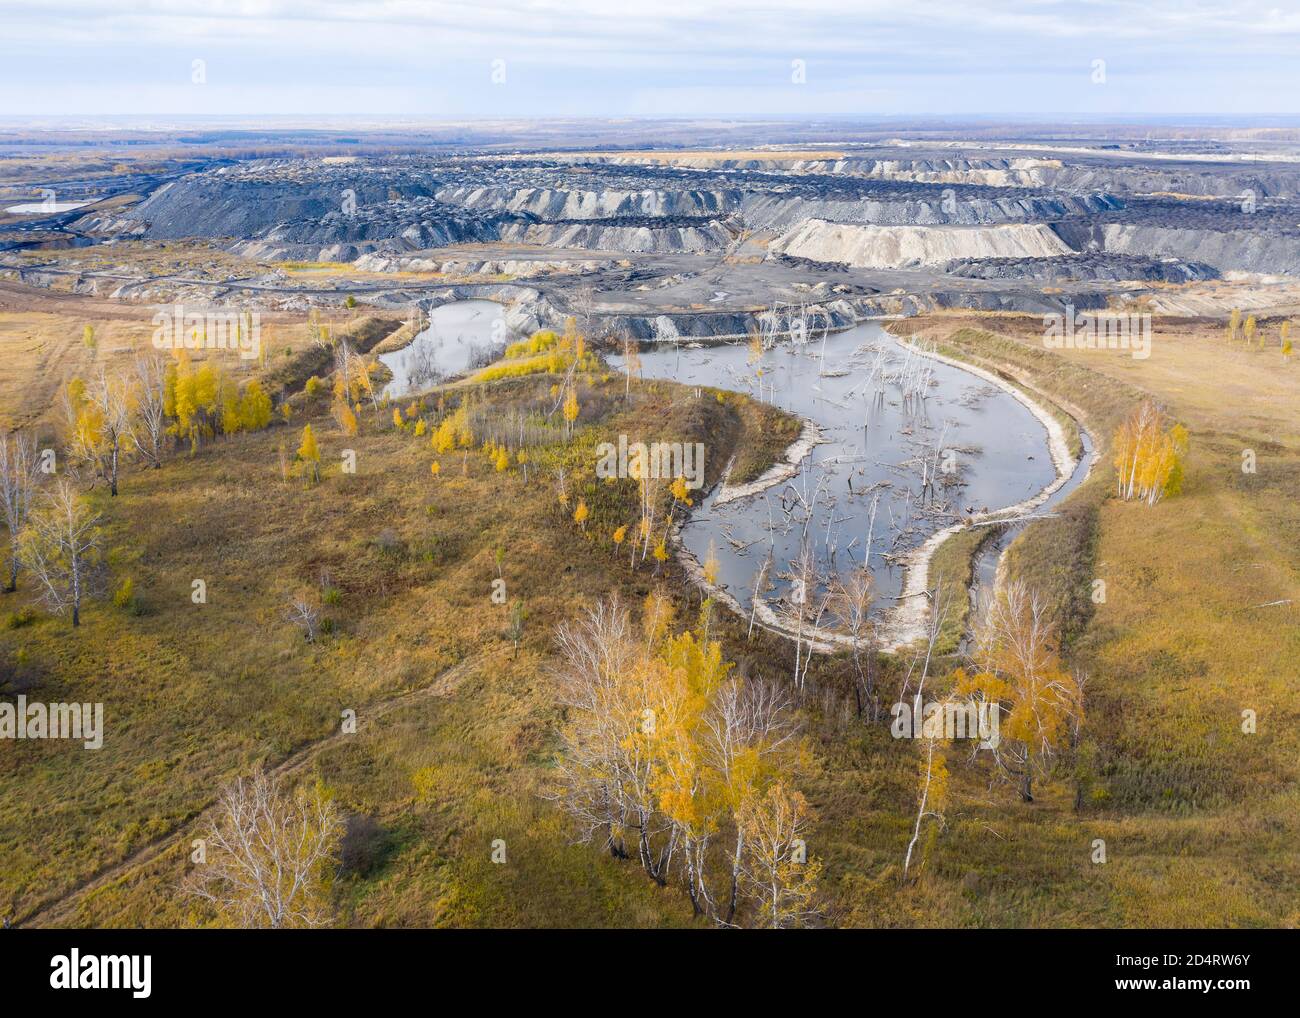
[712,418,825,506]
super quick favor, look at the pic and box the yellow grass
[1,356,783,927]
[6,306,1300,928]
[0,301,392,431]
[844,314,1300,927]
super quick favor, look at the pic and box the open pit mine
[9,137,1298,343]
[4,108,1300,950]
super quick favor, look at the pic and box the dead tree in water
[747,552,772,640]
[915,422,951,506]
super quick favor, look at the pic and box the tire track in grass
[17,651,493,928]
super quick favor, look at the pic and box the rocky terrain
[943,253,1218,284]
[1,137,1288,340]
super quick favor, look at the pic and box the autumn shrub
[372,529,405,559]
[112,576,144,615]
[5,606,35,629]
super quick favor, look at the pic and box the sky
[1,0,1299,118]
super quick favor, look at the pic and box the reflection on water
[617,321,1058,618]
[379,300,507,398]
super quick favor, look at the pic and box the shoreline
[712,418,826,506]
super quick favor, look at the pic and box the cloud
[1,0,1297,115]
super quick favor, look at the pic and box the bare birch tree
[0,432,40,592]
[902,715,949,883]
[901,579,951,720]
[287,597,321,642]
[550,597,662,869]
[572,282,597,340]
[827,563,878,719]
[129,353,168,469]
[790,544,829,692]
[184,769,343,929]
[18,479,104,627]
[621,337,641,398]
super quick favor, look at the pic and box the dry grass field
[0,332,788,927]
[0,282,395,431]
[3,291,1298,928]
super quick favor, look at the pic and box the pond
[5,200,94,214]
[379,300,507,398]
[617,321,1080,627]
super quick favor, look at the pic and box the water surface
[619,322,1059,617]
[5,201,94,214]
[380,299,507,397]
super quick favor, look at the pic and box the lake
[617,321,1070,624]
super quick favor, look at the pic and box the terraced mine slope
[4,137,1292,343]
